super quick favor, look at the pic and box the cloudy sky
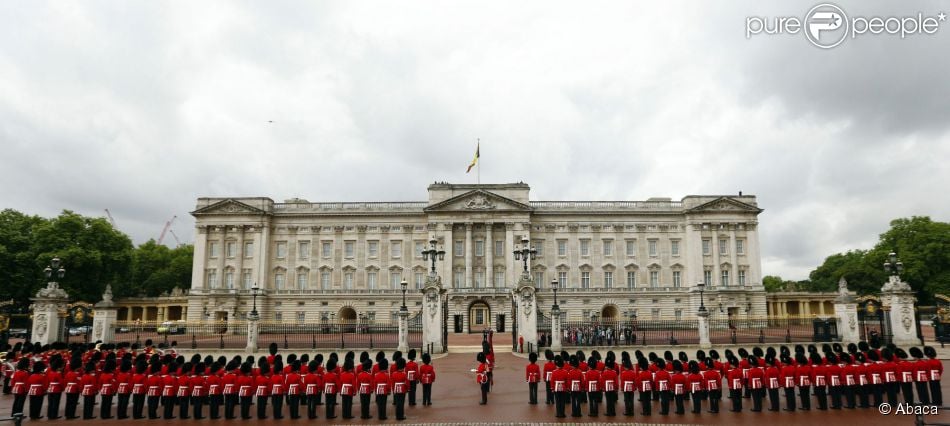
[1,0,948,280]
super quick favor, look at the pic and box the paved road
[4,351,950,425]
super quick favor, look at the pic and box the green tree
[130,241,193,297]
[763,275,785,292]
[0,209,47,302]
[870,216,950,303]
[808,250,885,295]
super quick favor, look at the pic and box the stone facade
[186,183,767,334]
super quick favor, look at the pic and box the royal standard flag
[466,142,480,173]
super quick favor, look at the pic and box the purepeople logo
[746,3,946,49]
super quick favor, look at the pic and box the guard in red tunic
[925,346,943,405]
[220,361,238,420]
[747,356,765,412]
[269,360,286,419]
[687,360,705,414]
[703,358,722,413]
[358,359,374,419]
[206,362,223,419]
[175,362,193,419]
[373,358,391,420]
[727,356,744,412]
[826,352,843,409]
[654,359,672,415]
[419,353,435,406]
[525,352,541,405]
[27,361,48,420]
[896,348,915,404]
[636,357,653,415]
[764,355,781,411]
[551,355,569,418]
[45,357,65,420]
[910,347,931,405]
[339,359,357,419]
[601,358,619,416]
[144,362,161,419]
[10,358,29,418]
[323,358,340,419]
[568,355,585,417]
[406,349,420,406]
[81,361,100,420]
[303,360,322,419]
[670,360,688,415]
[542,350,555,405]
[392,357,409,420]
[237,363,254,420]
[115,360,133,419]
[881,348,899,406]
[190,362,208,420]
[254,362,271,419]
[795,354,812,410]
[586,356,602,416]
[476,352,490,405]
[285,360,303,419]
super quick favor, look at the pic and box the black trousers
[341,394,354,419]
[360,394,372,419]
[528,382,538,404]
[604,391,617,416]
[830,386,842,408]
[192,395,206,419]
[161,396,175,419]
[798,386,811,410]
[870,384,883,407]
[116,393,130,419]
[271,394,284,419]
[545,381,553,404]
[28,394,44,419]
[729,389,742,412]
[306,394,318,419]
[176,395,189,419]
[930,380,943,405]
[570,391,583,417]
[325,393,337,419]
[11,394,26,417]
[814,385,827,410]
[83,395,97,419]
[751,388,764,412]
[224,394,237,419]
[408,381,418,405]
[239,396,253,419]
[146,395,159,419]
[394,393,406,420]
[709,389,721,413]
[844,386,856,408]
[885,382,899,406]
[288,394,300,419]
[674,393,685,414]
[100,394,114,419]
[256,395,268,419]
[900,382,914,404]
[692,391,705,413]
[555,391,567,418]
[588,391,601,416]
[767,388,780,410]
[209,394,222,419]
[659,391,671,414]
[63,393,79,419]
[638,390,651,415]
[47,392,62,419]
[132,393,145,419]
[376,394,388,420]
[422,383,433,405]
[916,382,931,405]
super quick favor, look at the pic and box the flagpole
[477,138,481,185]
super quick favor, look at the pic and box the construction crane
[104,209,117,228]
[157,215,177,245]
[168,229,183,247]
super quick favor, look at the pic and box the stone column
[833,278,860,343]
[421,275,446,353]
[550,305,562,351]
[880,275,919,346]
[398,309,409,352]
[485,223,494,287]
[191,225,209,291]
[697,309,711,349]
[246,312,260,352]
[91,285,118,344]
[465,223,473,288]
[505,223,515,288]
[30,278,70,346]
[514,273,538,353]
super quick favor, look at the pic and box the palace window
[225,270,234,289]
[368,240,379,258]
[534,271,543,287]
[675,309,682,321]
[626,240,636,256]
[415,271,424,289]
[604,271,613,289]
[274,272,285,290]
[557,240,567,256]
[648,240,658,257]
[649,271,659,287]
[703,270,712,286]
[296,312,306,323]
[322,241,332,258]
[558,271,567,288]
[721,270,730,286]
[475,240,484,257]
[299,241,310,259]
[226,242,236,258]
[275,242,287,259]
[454,271,463,288]
[297,272,308,289]
[207,269,217,288]
[344,272,353,289]
[702,239,711,255]
[390,271,402,288]
[321,271,331,290]
[208,242,219,258]
[580,239,590,256]
[495,240,505,257]
[719,239,728,255]
[415,241,424,258]
[344,241,354,258]
[673,271,681,288]
[242,269,252,289]
[244,241,254,258]
[670,240,680,257]
[736,239,745,255]
[626,271,636,288]
[603,240,613,256]
[475,271,484,288]
[581,271,590,289]
[739,270,747,286]
[532,240,543,257]
[391,241,402,259]
[495,271,504,287]
[367,271,377,290]
[455,240,464,257]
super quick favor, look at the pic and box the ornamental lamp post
[696,281,707,313]
[884,252,904,277]
[421,238,446,276]
[513,236,538,274]
[45,257,66,282]
[250,283,260,319]
[551,278,559,308]
[400,280,409,312]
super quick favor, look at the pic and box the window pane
[455,240,464,257]
[626,240,636,256]
[495,241,504,257]
[580,239,590,256]
[648,240,657,257]
[391,241,402,258]
[671,240,679,256]
[368,241,378,257]
[244,241,254,258]
[603,240,612,256]
[475,241,484,257]
[557,240,566,256]
[299,241,310,259]
[702,239,710,255]
[367,272,377,290]
[322,242,332,258]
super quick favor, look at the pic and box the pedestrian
[525,352,540,404]
[419,352,436,406]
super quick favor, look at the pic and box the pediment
[424,190,532,212]
[687,197,763,214]
[192,199,268,216]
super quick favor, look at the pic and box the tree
[130,241,193,297]
[763,275,785,292]
[808,250,884,295]
[0,209,47,302]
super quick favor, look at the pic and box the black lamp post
[400,280,408,312]
[421,238,446,276]
[696,281,707,312]
[550,278,559,308]
[44,257,66,282]
[884,252,904,277]
[513,236,537,274]
[250,282,260,318]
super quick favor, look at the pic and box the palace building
[186,182,767,334]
